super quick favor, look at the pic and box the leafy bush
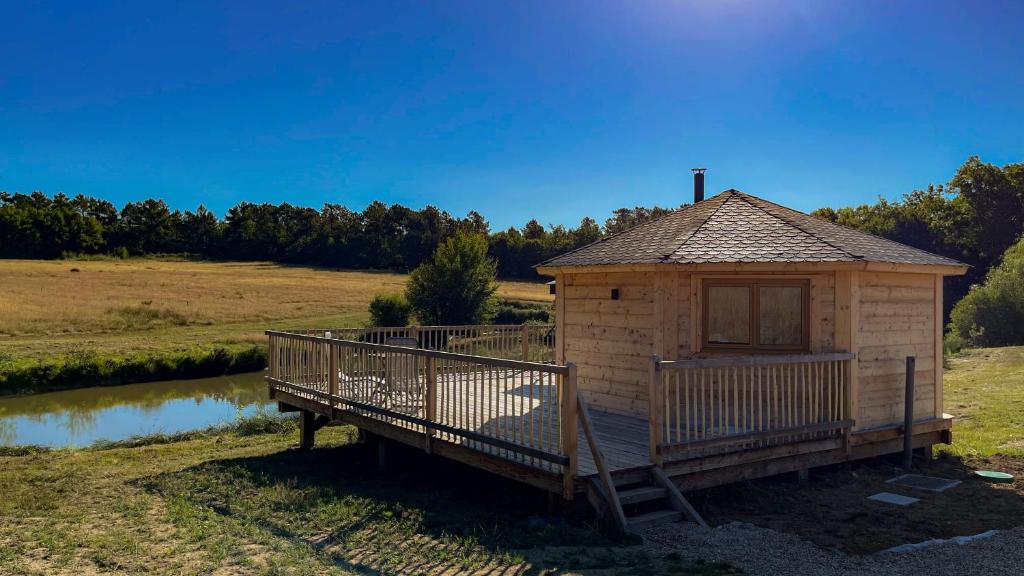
[368,293,412,327]
[406,232,498,325]
[949,235,1024,347]
[491,298,551,324]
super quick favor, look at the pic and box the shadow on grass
[694,452,1024,555]
[137,436,686,575]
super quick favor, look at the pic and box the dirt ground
[692,453,1024,555]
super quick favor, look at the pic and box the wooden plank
[577,391,629,535]
[648,356,662,464]
[561,363,579,499]
[556,273,566,364]
[661,352,854,370]
[650,466,708,527]
[660,419,854,457]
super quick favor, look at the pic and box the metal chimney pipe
[692,168,706,203]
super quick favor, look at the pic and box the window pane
[707,287,750,344]
[759,286,803,346]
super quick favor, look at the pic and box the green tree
[949,236,1024,348]
[405,232,498,325]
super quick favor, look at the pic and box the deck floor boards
[271,367,653,477]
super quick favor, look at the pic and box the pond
[0,371,274,447]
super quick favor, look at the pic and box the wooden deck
[266,328,954,532]
[576,410,650,476]
[267,364,653,479]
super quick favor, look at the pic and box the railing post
[267,334,277,379]
[328,341,339,403]
[561,362,578,500]
[425,356,437,453]
[521,324,530,361]
[410,325,419,347]
[903,356,916,469]
[649,355,663,466]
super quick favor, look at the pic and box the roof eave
[535,260,969,276]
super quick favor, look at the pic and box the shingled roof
[538,190,965,268]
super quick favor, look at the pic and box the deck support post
[521,324,530,361]
[377,435,389,471]
[300,410,316,450]
[903,356,916,469]
[561,363,579,500]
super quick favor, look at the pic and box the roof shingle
[538,190,965,268]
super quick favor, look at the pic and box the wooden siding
[562,271,838,418]
[856,272,938,428]
[563,272,656,417]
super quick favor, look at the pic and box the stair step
[627,509,684,529]
[618,486,668,505]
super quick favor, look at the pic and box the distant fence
[286,324,556,363]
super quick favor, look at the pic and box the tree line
[2,156,1021,293]
[812,156,1024,315]
[0,190,675,278]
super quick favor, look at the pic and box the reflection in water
[0,371,272,447]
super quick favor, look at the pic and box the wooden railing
[649,353,855,464]
[287,324,556,363]
[266,330,577,497]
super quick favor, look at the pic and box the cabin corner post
[934,274,944,419]
[561,362,579,500]
[834,270,860,431]
[555,273,566,365]
[649,355,664,465]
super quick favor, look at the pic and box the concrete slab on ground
[868,492,920,506]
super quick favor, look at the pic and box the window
[702,279,809,352]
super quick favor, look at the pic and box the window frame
[701,278,811,353]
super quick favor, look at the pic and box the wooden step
[618,485,668,505]
[627,509,684,529]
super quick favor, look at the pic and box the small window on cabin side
[703,280,809,352]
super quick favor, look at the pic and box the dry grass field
[0,258,552,390]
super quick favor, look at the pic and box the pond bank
[0,344,266,396]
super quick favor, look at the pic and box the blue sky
[2,1,1022,229]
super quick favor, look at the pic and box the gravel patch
[641,522,1024,576]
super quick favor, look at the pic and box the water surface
[0,371,273,447]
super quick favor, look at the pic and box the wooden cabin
[266,186,968,533]
[536,189,967,435]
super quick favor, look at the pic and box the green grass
[0,416,733,575]
[941,345,1024,458]
[0,258,552,394]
